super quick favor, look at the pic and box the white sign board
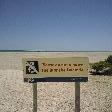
[22,57,89,78]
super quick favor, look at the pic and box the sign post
[75,82,80,112]
[22,57,89,112]
[33,83,37,112]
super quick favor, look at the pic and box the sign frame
[23,57,89,82]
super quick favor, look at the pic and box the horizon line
[0,50,112,52]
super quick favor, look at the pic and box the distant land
[0,50,112,52]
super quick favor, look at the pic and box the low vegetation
[90,55,112,75]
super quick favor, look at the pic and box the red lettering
[78,64,83,66]
[54,69,58,72]
[44,69,49,72]
[50,68,53,72]
[79,68,83,71]
[42,63,47,66]
[75,69,78,71]
[61,68,65,72]
[73,64,77,66]
[48,64,54,66]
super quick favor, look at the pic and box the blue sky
[0,0,112,51]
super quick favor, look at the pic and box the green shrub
[90,55,112,75]
[91,61,106,72]
[106,55,112,64]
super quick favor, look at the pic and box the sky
[0,0,112,51]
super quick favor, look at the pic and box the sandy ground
[0,52,112,112]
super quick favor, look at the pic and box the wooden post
[75,82,80,112]
[33,83,37,112]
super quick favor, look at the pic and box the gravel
[0,52,112,112]
[0,70,111,112]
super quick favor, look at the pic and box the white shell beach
[0,52,112,112]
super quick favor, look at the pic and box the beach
[0,52,112,112]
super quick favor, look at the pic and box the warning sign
[26,61,39,74]
[23,57,89,79]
